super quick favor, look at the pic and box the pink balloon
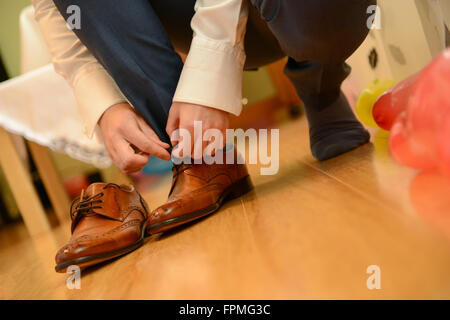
[373,49,450,176]
[373,72,419,131]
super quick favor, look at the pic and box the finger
[121,122,171,161]
[202,126,226,158]
[100,132,116,159]
[202,133,211,158]
[166,106,180,144]
[176,134,192,159]
[105,140,120,166]
[202,131,216,158]
[103,133,130,169]
[136,117,170,149]
[115,139,150,174]
[192,129,203,160]
[178,121,197,160]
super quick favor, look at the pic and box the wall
[0,0,31,77]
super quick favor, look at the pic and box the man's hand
[99,103,170,174]
[166,102,230,159]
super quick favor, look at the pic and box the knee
[275,0,376,63]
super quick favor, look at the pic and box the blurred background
[2,0,450,300]
[0,0,448,237]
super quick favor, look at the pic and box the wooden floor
[2,117,450,299]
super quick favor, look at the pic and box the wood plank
[2,118,450,299]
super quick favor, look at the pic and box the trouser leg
[251,0,376,160]
[53,0,183,144]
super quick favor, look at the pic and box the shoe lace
[70,191,104,220]
[70,183,122,231]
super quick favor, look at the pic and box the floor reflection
[410,170,450,239]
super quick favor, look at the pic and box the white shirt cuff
[173,36,245,116]
[71,63,126,138]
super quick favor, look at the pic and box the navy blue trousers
[53,0,376,144]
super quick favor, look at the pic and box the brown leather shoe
[55,183,149,272]
[147,149,253,234]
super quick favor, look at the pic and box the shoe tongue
[84,182,107,198]
[76,183,123,221]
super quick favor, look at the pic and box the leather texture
[55,183,149,271]
[148,149,252,234]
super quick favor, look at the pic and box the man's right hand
[98,103,171,174]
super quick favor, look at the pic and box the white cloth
[0,64,111,168]
[32,0,248,139]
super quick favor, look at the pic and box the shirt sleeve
[32,0,127,139]
[173,0,249,116]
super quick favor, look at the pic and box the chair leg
[0,128,50,235]
[27,141,71,223]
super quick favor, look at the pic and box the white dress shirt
[32,0,248,139]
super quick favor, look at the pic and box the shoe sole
[147,175,254,235]
[54,220,147,273]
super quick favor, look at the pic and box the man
[33,0,375,271]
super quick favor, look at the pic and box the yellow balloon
[356,79,396,128]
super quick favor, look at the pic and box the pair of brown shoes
[55,151,253,272]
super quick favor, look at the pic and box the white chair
[0,6,111,235]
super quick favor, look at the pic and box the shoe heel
[228,175,254,200]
